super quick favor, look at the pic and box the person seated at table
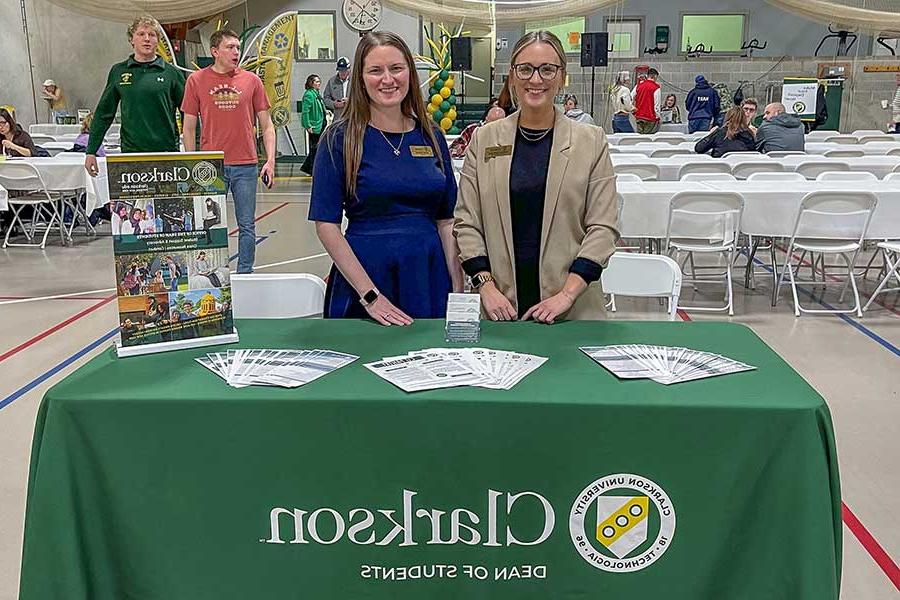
[309,31,463,325]
[454,30,619,323]
[741,98,759,137]
[756,102,805,153]
[450,104,507,159]
[0,108,35,157]
[563,94,594,125]
[659,94,682,125]
[195,251,222,287]
[71,114,105,156]
[608,71,635,133]
[693,106,756,158]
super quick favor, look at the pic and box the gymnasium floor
[0,174,898,598]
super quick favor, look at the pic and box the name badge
[484,144,513,163]
[409,145,435,158]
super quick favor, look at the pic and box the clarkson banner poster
[107,152,238,357]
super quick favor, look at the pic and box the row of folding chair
[615,159,900,181]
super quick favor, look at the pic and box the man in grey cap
[322,57,351,120]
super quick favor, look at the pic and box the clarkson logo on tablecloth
[569,473,676,573]
[263,473,675,577]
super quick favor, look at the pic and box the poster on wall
[106,152,238,357]
[781,77,818,121]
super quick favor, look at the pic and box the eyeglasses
[512,63,562,81]
[742,106,757,113]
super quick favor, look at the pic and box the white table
[616,180,900,240]
[659,123,688,133]
[8,154,108,212]
[779,155,900,179]
[0,184,7,211]
[29,124,120,137]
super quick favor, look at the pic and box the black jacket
[694,127,756,158]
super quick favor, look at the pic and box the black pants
[301,131,321,174]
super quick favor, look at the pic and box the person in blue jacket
[685,75,721,134]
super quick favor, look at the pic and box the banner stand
[116,329,239,358]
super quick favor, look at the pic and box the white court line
[0,288,116,306]
[254,253,329,270]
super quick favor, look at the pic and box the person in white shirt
[609,71,635,133]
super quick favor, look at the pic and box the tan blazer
[453,108,619,320]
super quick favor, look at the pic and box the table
[617,180,900,239]
[19,319,841,599]
[11,154,109,212]
[612,153,900,180]
[29,123,120,136]
[659,122,688,133]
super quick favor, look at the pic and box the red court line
[676,309,692,321]
[228,201,290,236]
[842,502,900,591]
[0,294,117,365]
[0,296,113,301]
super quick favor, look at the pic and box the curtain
[40,0,245,23]
[765,0,900,33]
[385,0,626,26]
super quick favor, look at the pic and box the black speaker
[450,37,473,71]
[580,32,609,67]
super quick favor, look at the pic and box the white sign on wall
[781,78,818,120]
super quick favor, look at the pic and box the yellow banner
[156,30,177,65]
[259,12,297,129]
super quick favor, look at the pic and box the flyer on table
[106,152,235,353]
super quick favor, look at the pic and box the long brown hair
[507,30,567,108]
[723,106,748,140]
[329,31,443,199]
[0,108,20,139]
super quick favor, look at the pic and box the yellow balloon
[446,108,457,121]
[440,117,453,130]
[431,94,443,105]
[445,77,455,89]
[427,103,436,113]
[440,87,451,99]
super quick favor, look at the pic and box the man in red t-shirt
[182,29,276,274]
[632,68,662,135]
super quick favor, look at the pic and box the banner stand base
[116,328,239,358]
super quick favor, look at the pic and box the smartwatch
[472,273,494,290]
[359,287,380,307]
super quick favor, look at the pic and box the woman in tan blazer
[454,30,619,322]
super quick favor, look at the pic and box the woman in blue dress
[309,31,463,325]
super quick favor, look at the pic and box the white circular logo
[192,161,218,186]
[569,473,675,573]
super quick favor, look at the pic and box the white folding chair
[775,191,877,317]
[651,148,694,158]
[602,252,683,321]
[746,171,807,182]
[0,162,63,249]
[823,149,865,158]
[805,130,834,141]
[795,160,850,179]
[887,148,900,157]
[815,171,878,182]
[607,146,622,154]
[28,134,56,146]
[766,151,807,158]
[883,172,900,181]
[664,191,744,315]
[680,172,737,182]
[614,163,660,181]
[863,241,900,312]
[677,162,732,179]
[730,161,785,180]
[823,135,858,144]
[616,137,645,146]
[615,173,643,183]
[720,151,761,158]
[231,273,326,318]
[852,129,887,137]
[652,135,686,145]
[858,135,896,144]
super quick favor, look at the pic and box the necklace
[378,129,404,156]
[518,125,552,143]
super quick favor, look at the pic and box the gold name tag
[484,144,513,162]
[409,145,435,158]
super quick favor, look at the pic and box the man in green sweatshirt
[85,15,185,177]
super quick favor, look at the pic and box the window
[606,18,642,59]
[525,17,585,53]
[296,12,336,61]
[680,14,747,54]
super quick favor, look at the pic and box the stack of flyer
[364,348,547,392]
[580,345,755,385]
[197,349,358,388]
[445,293,481,343]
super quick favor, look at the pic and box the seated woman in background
[73,114,105,156]
[563,94,594,125]
[659,94,682,124]
[0,108,35,157]
[450,104,507,158]
[693,106,756,158]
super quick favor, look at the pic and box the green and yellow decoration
[416,24,467,135]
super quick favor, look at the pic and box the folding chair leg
[726,250,734,316]
[863,251,900,312]
[841,252,863,317]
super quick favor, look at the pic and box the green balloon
[433,110,444,121]
[440,69,450,79]
[440,100,450,111]
[448,95,457,105]
[429,86,437,96]
[435,78,445,90]
[449,126,461,134]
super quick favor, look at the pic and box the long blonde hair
[507,30,567,107]
[327,31,443,199]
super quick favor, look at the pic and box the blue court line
[228,234,271,264]
[749,254,900,358]
[0,328,119,411]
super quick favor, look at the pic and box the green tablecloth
[20,319,841,599]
